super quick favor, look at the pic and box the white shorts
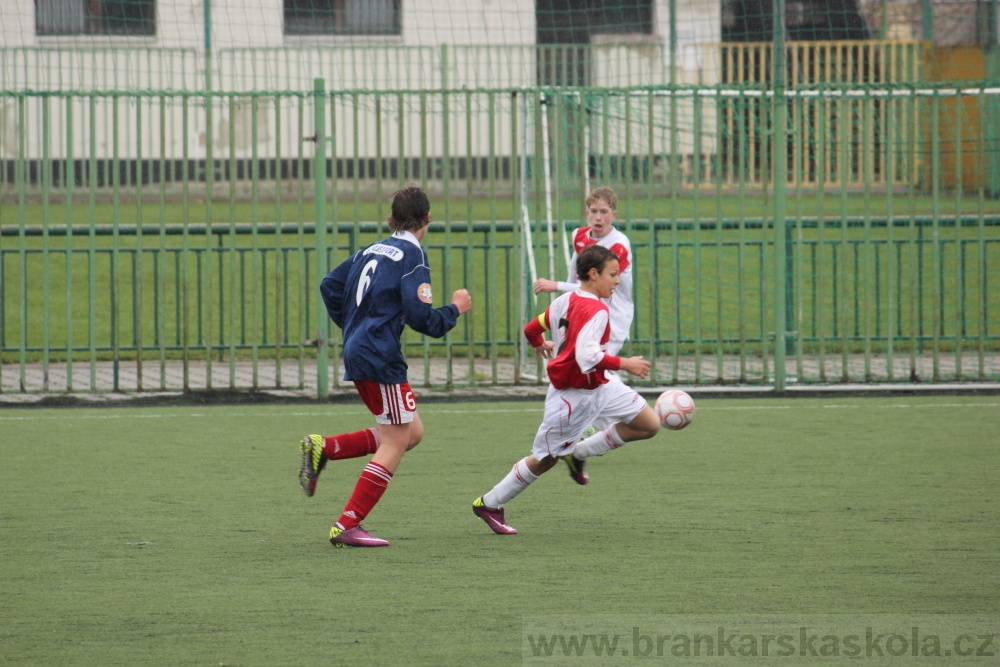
[531,374,646,460]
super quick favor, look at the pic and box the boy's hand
[451,289,472,314]
[535,340,555,359]
[620,356,650,379]
[533,279,558,295]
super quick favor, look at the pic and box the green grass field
[2,396,998,665]
[4,190,1000,228]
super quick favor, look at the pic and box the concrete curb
[2,382,998,408]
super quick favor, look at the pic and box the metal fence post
[772,0,788,391]
[314,78,330,398]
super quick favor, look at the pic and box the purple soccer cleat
[328,524,389,548]
[562,455,590,485]
[472,496,518,535]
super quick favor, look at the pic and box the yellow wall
[923,46,987,191]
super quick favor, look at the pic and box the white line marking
[0,402,996,422]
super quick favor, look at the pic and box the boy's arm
[555,280,577,292]
[617,355,650,378]
[523,310,551,348]
[533,253,579,294]
[319,257,353,329]
[524,312,556,358]
[557,251,580,292]
[400,263,461,339]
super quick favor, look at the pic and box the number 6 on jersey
[356,259,378,305]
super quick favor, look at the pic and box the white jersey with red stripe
[537,290,615,391]
[556,226,633,353]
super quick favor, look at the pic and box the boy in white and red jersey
[533,186,632,356]
[472,245,661,536]
[533,186,634,484]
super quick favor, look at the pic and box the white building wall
[2,0,715,91]
[157,0,205,49]
[0,0,721,175]
[211,0,284,49]
[0,0,32,48]
[408,0,535,46]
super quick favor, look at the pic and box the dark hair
[389,186,431,233]
[576,244,617,281]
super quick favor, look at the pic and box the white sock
[483,457,539,508]
[574,424,627,459]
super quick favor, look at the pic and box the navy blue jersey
[320,230,459,384]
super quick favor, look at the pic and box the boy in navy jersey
[472,245,660,535]
[300,186,472,547]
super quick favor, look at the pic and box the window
[537,0,653,45]
[535,0,652,85]
[721,0,869,42]
[589,0,653,36]
[284,0,400,36]
[36,0,155,36]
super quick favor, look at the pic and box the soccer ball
[655,390,695,430]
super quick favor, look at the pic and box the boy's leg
[482,455,557,507]
[570,380,659,462]
[299,428,382,497]
[572,423,628,459]
[611,405,659,441]
[574,404,659,459]
[325,428,381,460]
[329,382,421,547]
[334,422,408,530]
[561,379,626,483]
[562,450,591,485]
[473,455,558,535]
[474,387,587,533]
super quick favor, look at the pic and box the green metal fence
[0,221,524,392]
[1,84,999,395]
[3,216,998,394]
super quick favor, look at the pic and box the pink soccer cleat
[328,524,390,548]
[472,496,518,535]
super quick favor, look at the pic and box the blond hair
[585,186,618,211]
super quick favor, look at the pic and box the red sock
[324,428,380,460]
[338,462,393,530]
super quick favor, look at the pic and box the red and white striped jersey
[555,226,634,348]
[524,290,621,390]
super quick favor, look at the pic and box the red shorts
[353,380,417,425]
